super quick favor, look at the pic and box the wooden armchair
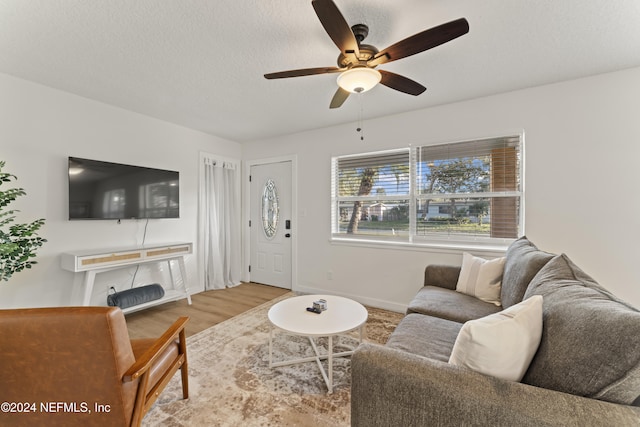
[0,306,189,427]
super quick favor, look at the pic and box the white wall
[3,67,639,312]
[243,66,640,311]
[0,73,241,308]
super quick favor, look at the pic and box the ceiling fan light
[337,67,381,93]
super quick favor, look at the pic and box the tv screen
[68,157,179,220]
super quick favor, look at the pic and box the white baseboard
[294,285,407,314]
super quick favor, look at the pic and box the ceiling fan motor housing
[338,44,379,68]
[336,24,378,68]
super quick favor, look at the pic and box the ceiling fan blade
[379,70,426,96]
[312,0,360,59]
[330,87,350,109]
[264,66,342,79]
[369,18,469,67]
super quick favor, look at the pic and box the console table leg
[82,271,96,306]
[177,257,192,305]
[167,260,177,289]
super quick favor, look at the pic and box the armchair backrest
[0,306,138,426]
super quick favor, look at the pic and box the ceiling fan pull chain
[357,92,365,141]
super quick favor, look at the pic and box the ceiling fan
[264,0,469,109]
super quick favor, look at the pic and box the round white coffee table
[268,294,368,393]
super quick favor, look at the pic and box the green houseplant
[0,161,46,281]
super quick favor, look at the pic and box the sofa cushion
[501,236,554,308]
[386,313,462,362]
[423,264,461,290]
[522,254,640,405]
[449,295,543,382]
[407,286,502,323]
[456,252,505,306]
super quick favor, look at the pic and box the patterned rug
[143,293,403,426]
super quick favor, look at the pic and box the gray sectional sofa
[351,237,640,426]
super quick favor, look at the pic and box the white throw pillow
[456,252,506,306]
[448,295,543,382]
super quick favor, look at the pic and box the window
[331,134,523,248]
[332,149,411,239]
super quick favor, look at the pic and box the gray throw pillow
[522,254,640,405]
[501,236,554,308]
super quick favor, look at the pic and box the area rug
[142,292,404,426]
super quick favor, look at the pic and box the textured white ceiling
[1,0,640,142]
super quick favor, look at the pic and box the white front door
[250,161,292,289]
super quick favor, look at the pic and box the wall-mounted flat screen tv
[68,157,179,220]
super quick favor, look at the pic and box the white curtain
[200,155,241,290]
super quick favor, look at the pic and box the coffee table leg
[269,326,273,368]
[309,336,332,393]
[270,331,360,394]
[328,335,333,394]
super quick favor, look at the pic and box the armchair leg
[179,329,189,399]
[180,362,189,399]
[131,373,150,427]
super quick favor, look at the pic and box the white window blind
[415,136,522,242]
[331,134,523,247]
[332,149,410,239]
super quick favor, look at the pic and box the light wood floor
[125,282,290,339]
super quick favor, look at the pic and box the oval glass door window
[262,179,279,239]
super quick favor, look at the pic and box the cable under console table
[61,242,193,313]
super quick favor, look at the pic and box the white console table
[61,242,193,313]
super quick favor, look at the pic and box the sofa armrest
[351,343,640,427]
[423,264,460,290]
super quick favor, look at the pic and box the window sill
[330,236,510,257]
